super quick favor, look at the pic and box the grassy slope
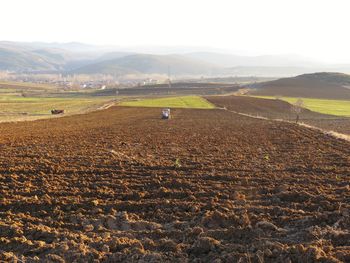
[119,96,215,109]
[0,80,116,122]
[254,96,350,117]
[0,95,114,122]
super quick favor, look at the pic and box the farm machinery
[51,109,65,115]
[162,108,171,119]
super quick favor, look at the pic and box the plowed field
[207,95,350,135]
[0,106,349,262]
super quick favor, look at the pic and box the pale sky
[1,0,350,63]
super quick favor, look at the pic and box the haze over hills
[185,52,324,68]
[0,46,66,71]
[249,72,350,99]
[1,41,350,77]
[72,54,219,76]
[0,41,98,72]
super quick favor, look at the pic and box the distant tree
[115,89,119,100]
[291,98,304,123]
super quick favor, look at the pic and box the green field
[119,96,216,109]
[255,96,350,117]
[0,96,113,114]
[0,95,114,122]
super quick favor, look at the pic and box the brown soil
[248,73,350,100]
[207,95,350,135]
[0,106,349,262]
[207,95,319,118]
[301,119,350,135]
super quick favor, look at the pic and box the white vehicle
[162,108,171,119]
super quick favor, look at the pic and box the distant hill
[0,42,104,72]
[217,66,320,77]
[2,41,350,78]
[249,72,350,99]
[95,51,135,62]
[0,47,65,72]
[72,62,139,76]
[185,52,323,68]
[72,54,219,76]
[0,42,85,72]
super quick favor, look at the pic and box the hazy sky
[1,0,350,63]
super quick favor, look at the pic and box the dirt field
[0,105,349,262]
[207,95,350,135]
[248,73,350,100]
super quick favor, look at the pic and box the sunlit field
[119,96,216,109]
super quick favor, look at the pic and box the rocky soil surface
[0,105,349,262]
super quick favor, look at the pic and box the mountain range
[1,41,350,77]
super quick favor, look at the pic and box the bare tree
[291,98,304,123]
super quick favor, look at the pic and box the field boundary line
[97,100,117,110]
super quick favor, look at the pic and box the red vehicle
[51,109,65,115]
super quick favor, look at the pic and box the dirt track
[0,105,349,262]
